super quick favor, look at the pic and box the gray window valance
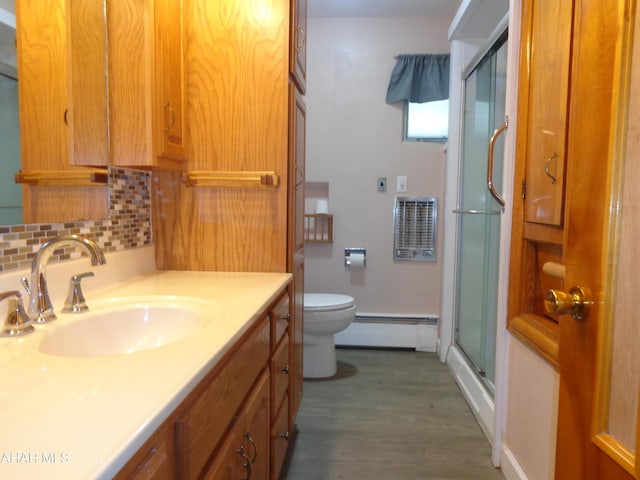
[386,54,450,104]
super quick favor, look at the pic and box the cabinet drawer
[271,292,290,347]
[271,394,290,480]
[176,317,270,478]
[271,333,290,421]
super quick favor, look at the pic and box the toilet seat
[303,293,355,312]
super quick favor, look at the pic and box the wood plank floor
[284,348,505,480]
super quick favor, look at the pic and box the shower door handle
[487,117,508,209]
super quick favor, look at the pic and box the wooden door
[552,0,638,478]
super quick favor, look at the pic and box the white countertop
[0,248,290,479]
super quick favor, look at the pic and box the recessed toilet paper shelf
[304,214,333,243]
[344,248,366,267]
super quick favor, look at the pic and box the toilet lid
[304,293,355,312]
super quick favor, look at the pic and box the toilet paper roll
[315,199,329,214]
[349,252,366,268]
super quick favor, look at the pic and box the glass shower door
[454,35,507,391]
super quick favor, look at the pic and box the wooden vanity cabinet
[175,316,270,477]
[108,0,187,170]
[114,289,292,480]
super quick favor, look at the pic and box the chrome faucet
[24,235,106,323]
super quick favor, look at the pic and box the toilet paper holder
[344,248,366,267]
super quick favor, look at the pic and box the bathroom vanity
[0,248,294,479]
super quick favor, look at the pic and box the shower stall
[454,32,508,394]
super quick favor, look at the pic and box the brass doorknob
[544,285,591,320]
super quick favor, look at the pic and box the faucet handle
[0,291,35,337]
[62,272,95,313]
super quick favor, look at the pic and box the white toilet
[303,293,356,378]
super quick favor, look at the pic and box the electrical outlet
[377,177,387,192]
[397,176,407,193]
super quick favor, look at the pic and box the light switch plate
[397,176,407,193]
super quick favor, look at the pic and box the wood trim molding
[15,169,108,186]
[508,313,559,368]
[182,171,280,188]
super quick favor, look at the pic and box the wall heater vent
[393,196,437,261]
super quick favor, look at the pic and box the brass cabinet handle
[164,102,176,132]
[281,365,290,374]
[545,152,558,184]
[243,431,257,464]
[487,117,508,208]
[280,431,290,441]
[294,164,304,190]
[544,285,592,320]
[295,25,305,53]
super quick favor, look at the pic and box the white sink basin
[38,296,217,357]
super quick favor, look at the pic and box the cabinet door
[154,0,187,162]
[289,85,306,252]
[68,0,109,167]
[290,0,307,93]
[205,370,270,480]
[17,0,107,169]
[522,0,573,226]
[239,370,270,480]
[17,0,69,170]
[202,423,247,480]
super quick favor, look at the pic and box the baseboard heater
[335,313,438,351]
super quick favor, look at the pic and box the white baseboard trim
[500,444,529,480]
[446,345,495,444]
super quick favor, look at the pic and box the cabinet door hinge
[521,179,526,199]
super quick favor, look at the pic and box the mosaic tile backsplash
[0,168,152,273]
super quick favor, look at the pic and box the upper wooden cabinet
[108,0,187,169]
[153,0,292,272]
[290,0,307,93]
[520,0,573,226]
[508,0,577,365]
[16,0,108,169]
[15,0,108,223]
[153,0,187,162]
[289,86,306,253]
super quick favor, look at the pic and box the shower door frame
[453,31,508,394]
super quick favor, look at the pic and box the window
[404,99,449,142]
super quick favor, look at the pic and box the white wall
[502,335,559,480]
[305,15,453,317]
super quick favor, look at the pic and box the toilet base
[303,333,337,378]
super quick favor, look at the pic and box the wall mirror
[0,0,109,227]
